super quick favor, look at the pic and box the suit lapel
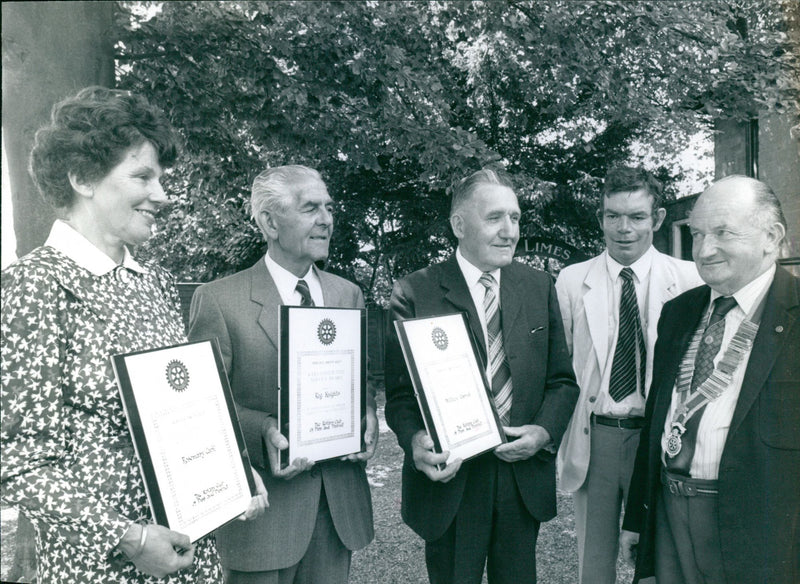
[728,268,799,440]
[499,263,523,334]
[645,253,681,355]
[645,254,683,391]
[651,286,710,438]
[250,260,282,351]
[583,257,611,371]
[440,257,486,361]
[317,265,344,307]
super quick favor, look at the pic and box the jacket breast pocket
[759,382,800,450]
[527,324,548,348]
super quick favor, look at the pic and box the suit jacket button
[589,396,596,403]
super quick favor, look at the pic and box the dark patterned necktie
[608,268,646,402]
[479,273,512,425]
[665,295,738,474]
[296,279,315,306]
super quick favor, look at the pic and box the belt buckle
[666,476,688,496]
[667,477,697,497]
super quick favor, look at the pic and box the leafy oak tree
[114,0,799,303]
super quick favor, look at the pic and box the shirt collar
[605,246,655,284]
[45,220,147,276]
[710,263,776,318]
[264,251,317,302]
[455,247,501,287]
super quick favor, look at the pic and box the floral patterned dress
[1,244,223,583]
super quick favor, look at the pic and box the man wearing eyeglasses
[555,167,701,583]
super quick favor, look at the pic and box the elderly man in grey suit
[188,165,377,584]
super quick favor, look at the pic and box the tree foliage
[114,0,799,303]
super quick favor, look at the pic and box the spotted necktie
[479,272,512,425]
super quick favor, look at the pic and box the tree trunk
[2,1,115,259]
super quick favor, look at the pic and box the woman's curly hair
[29,86,179,209]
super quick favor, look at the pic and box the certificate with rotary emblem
[394,313,506,465]
[279,306,367,465]
[112,339,256,542]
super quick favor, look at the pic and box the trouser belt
[591,413,645,429]
[661,467,719,496]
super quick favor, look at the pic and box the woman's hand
[118,523,195,578]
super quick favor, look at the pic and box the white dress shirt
[662,264,776,479]
[455,247,501,373]
[593,247,654,418]
[264,252,324,306]
[45,219,148,275]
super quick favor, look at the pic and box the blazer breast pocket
[759,382,800,450]
[527,325,548,349]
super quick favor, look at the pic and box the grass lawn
[350,392,634,583]
[1,392,635,583]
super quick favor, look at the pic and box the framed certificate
[279,306,367,466]
[394,313,506,465]
[111,339,256,542]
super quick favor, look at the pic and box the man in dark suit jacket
[385,168,579,584]
[620,175,799,584]
[188,165,376,584]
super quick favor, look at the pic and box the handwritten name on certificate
[396,313,504,463]
[281,307,365,463]
[297,352,355,444]
[116,342,252,541]
[422,355,493,447]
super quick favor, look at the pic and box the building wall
[758,113,800,260]
[662,113,799,276]
[714,118,753,180]
[714,113,800,264]
[658,195,697,262]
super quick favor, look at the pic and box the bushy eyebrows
[603,202,652,215]
[689,218,738,232]
[604,209,650,216]
[298,195,334,209]
[128,163,160,176]
[483,206,520,217]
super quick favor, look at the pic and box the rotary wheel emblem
[317,319,337,345]
[431,327,449,351]
[166,359,190,392]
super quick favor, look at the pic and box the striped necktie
[296,279,315,306]
[608,267,646,402]
[479,272,512,425]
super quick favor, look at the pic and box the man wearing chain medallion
[620,175,799,584]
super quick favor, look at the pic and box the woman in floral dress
[1,87,265,583]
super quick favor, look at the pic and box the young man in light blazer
[556,167,701,583]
